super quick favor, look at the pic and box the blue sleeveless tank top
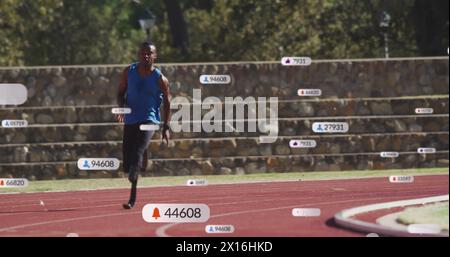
[124,63,163,125]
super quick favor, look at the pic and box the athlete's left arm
[159,74,171,144]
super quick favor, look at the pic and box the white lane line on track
[0,190,444,235]
[0,195,385,234]
[0,179,446,220]
[0,191,348,219]
[0,196,299,234]
[0,195,313,233]
[0,194,241,210]
[0,175,447,234]
[0,194,246,218]
[0,173,447,205]
[0,211,141,233]
[334,195,449,237]
[0,173,447,199]
[155,193,443,237]
[0,181,445,217]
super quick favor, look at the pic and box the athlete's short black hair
[140,42,155,50]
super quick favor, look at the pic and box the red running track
[0,174,447,237]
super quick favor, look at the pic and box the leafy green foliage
[0,0,447,66]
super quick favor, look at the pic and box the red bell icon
[152,207,161,220]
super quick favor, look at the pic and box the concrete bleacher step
[0,133,447,163]
[0,115,448,144]
[0,152,448,180]
[0,97,448,124]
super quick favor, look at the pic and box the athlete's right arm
[117,67,129,123]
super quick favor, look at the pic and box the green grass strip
[397,202,449,231]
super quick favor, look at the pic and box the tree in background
[153,0,445,62]
[413,0,449,56]
[0,0,20,66]
[1,0,145,66]
[164,0,189,56]
[23,0,147,65]
[0,0,448,66]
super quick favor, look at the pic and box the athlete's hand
[162,124,170,144]
[117,114,124,123]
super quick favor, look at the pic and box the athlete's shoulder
[128,62,139,71]
[122,63,137,74]
[153,67,162,76]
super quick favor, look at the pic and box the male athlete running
[117,42,171,209]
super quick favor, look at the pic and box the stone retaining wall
[0,57,448,180]
[0,58,448,107]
